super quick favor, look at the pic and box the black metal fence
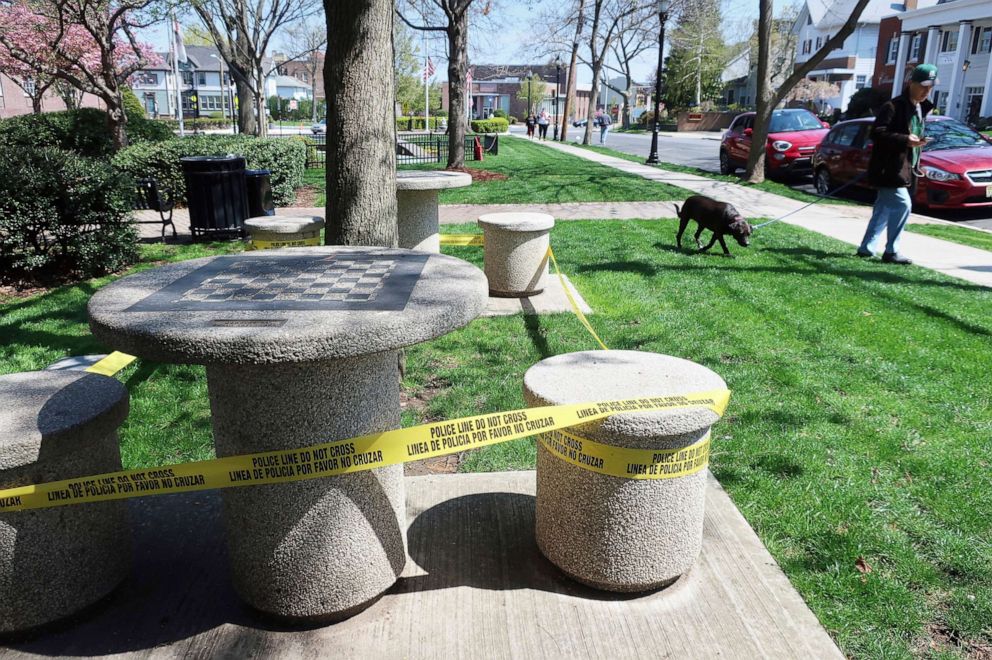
[285,132,497,169]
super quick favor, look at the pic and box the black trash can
[245,169,275,218]
[181,156,249,240]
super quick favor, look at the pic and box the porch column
[982,47,992,116]
[892,32,911,92]
[923,25,941,65]
[943,22,972,120]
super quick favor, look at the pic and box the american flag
[423,57,435,82]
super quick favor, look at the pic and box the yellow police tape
[248,236,322,250]
[540,429,710,480]
[0,389,729,513]
[547,247,609,351]
[84,352,137,377]
[440,234,485,246]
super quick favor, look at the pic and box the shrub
[123,88,174,143]
[151,117,232,131]
[0,147,138,284]
[508,116,518,125]
[112,134,306,206]
[0,108,114,158]
[469,118,509,133]
[492,109,507,119]
[395,116,444,131]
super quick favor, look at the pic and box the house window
[22,78,36,96]
[856,75,867,89]
[972,26,991,54]
[807,13,812,25]
[887,37,899,63]
[181,71,193,86]
[815,36,822,50]
[910,34,921,61]
[940,29,958,53]
[197,72,207,86]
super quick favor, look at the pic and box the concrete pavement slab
[1,471,844,659]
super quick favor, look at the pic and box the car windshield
[923,118,991,151]
[769,110,823,133]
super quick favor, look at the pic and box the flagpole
[424,32,430,134]
[172,14,185,137]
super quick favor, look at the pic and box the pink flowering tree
[0,0,162,149]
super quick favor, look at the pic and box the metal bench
[133,178,177,241]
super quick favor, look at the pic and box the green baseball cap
[910,63,939,86]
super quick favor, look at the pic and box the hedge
[0,105,171,158]
[153,117,233,131]
[395,116,444,131]
[112,135,307,206]
[469,118,509,133]
[0,108,116,158]
[0,147,138,284]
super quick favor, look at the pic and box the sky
[137,0,784,85]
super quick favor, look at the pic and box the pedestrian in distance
[525,113,537,139]
[594,109,612,145]
[537,110,550,140]
[856,63,937,265]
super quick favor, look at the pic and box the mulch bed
[444,167,508,182]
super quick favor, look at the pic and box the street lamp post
[646,0,670,165]
[527,71,533,116]
[554,56,561,141]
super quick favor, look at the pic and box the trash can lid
[245,169,272,176]
[180,155,246,171]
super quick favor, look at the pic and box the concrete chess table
[87,247,488,623]
[395,171,471,252]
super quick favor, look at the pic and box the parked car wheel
[719,150,735,175]
[814,168,832,196]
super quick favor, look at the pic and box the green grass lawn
[396,137,692,204]
[303,168,325,206]
[2,220,991,657]
[907,222,992,253]
[575,143,864,207]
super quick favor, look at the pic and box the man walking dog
[856,63,937,265]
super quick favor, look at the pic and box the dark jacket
[867,91,934,188]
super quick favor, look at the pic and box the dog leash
[751,172,869,230]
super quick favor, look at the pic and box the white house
[791,0,938,113]
[890,0,992,121]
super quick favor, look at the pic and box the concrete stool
[0,371,131,634]
[245,215,324,250]
[396,171,471,252]
[523,350,726,592]
[477,212,554,297]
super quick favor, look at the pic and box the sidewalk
[532,137,992,288]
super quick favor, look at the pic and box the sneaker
[855,249,873,258]
[882,252,912,265]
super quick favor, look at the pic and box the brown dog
[674,195,753,256]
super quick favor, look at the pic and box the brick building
[442,64,592,123]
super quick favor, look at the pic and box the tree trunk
[582,0,604,146]
[324,0,397,247]
[746,0,773,183]
[446,13,468,168]
[105,94,128,151]
[31,94,43,114]
[256,70,268,137]
[621,92,631,129]
[559,0,585,142]
[236,78,257,135]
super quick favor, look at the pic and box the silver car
[311,119,326,134]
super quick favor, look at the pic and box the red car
[811,116,992,210]
[720,109,830,177]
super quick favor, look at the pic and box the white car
[311,119,327,134]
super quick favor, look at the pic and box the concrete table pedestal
[88,247,488,622]
[0,371,132,634]
[478,212,555,297]
[523,350,727,592]
[245,215,324,250]
[396,171,471,252]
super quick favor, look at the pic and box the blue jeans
[599,125,610,144]
[859,186,911,255]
